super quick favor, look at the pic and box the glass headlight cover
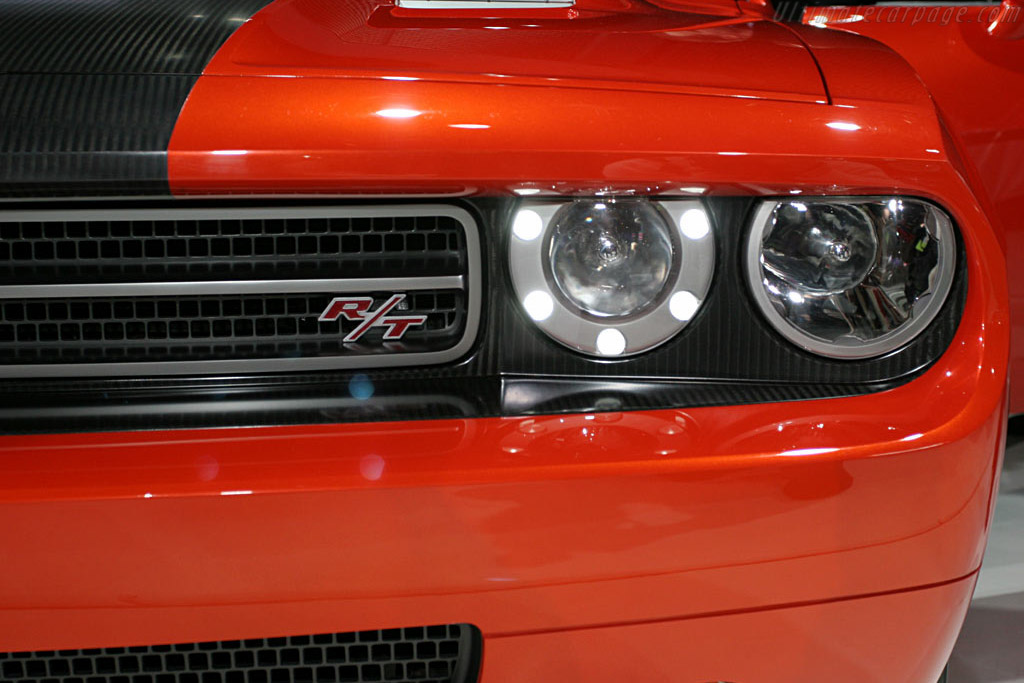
[548,201,676,318]
[510,198,715,357]
[745,197,956,359]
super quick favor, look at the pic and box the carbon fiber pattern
[0,374,883,434]
[0,74,191,196]
[0,377,498,434]
[0,0,271,75]
[501,377,893,416]
[0,0,273,196]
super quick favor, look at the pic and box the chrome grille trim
[0,204,481,378]
[0,276,464,299]
[0,206,467,223]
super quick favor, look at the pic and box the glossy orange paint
[169,74,943,196]
[169,1,952,200]
[799,6,1024,413]
[483,575,976,683]
[168,0,863,196]
[5,1,1014,680]
[0,180,1008,677]
[197,0,824,99]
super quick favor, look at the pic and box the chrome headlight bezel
[509,198,715,358]
[744,196,957,360]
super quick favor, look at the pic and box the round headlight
[509,198,715,357]
[746,197,956,359]
[547,201,676,318]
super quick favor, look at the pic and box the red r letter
[319,297,373,322]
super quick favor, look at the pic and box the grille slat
[0,206,481,377]
[0,624,481,683]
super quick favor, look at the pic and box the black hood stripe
[0,0,274,197]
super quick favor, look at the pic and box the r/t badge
[319,294,426,342]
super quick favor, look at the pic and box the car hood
[206,0,828,104]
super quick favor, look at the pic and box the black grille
[0,291,464,364]
[0,624,481,683]
[0,205,479,375]
[0,213,465,285]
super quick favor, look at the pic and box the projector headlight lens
[746,197,956,359]
[509,198,715,357]
[548,200,676,318]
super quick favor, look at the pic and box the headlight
[548,200,675,318]
[509,198,715,357]
[745,197,956,359]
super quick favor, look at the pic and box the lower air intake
[0,624,482,683]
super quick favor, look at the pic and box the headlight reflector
[761,202,878,295]
[746,197,956,359]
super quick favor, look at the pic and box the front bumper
[0,311,1007,682]
[0,154,1010,683]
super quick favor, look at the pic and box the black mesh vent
[0,214,465,284]
[0,624,481,683]
[0,291,464,365]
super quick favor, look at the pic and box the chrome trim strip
[0,206,472,222]
[0,190,478,203]
[0,276,464,300]
[0,204,482,378]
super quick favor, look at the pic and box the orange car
[1,0,1021,681]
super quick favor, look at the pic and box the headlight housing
[509,198,715,357]
[745,197,957,359]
